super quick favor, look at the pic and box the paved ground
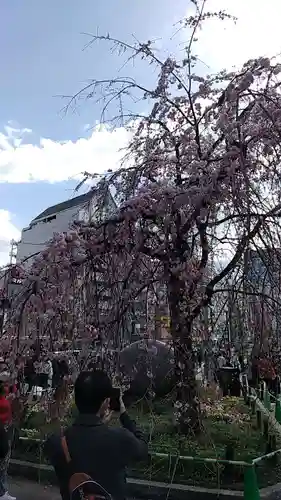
[8,478,60,500]
[8,478,142,500]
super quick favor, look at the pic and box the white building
[16,190,115,264]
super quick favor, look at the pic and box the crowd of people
[0,350,70,396]
[23,352,69,393]
[195,348,281,398]
[214,350,281,397]
[0,349,73,500]
[249,351,280,395]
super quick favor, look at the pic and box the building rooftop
[32,191,95,222]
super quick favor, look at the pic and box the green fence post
[223,444,234,478]
[275,399,281,423]
[251,398,256,415]
[256,410,262,429]
[263,419,269,440]
[244,465,260,500]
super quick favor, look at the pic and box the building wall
[246,248,281,349]
[16,202,94,264]
[247,248,281,288]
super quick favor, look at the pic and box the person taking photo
[44,370,148,500]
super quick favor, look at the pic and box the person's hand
[102,409,113,424]
[119,394,126,415]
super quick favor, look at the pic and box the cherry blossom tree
[6,0,281,433]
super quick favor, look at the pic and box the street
[8,479,141,500]
[9,478,60,500]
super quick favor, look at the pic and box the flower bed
[11,396,280,489]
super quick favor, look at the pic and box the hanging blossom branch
[6,0,281,433]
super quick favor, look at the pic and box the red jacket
[0,396,11,425]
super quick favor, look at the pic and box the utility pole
[9,239,18,266]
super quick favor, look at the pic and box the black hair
[74,370,113,414]
[0,382,5,397]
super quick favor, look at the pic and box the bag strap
[61,435,71,464]
[61,434,112,500]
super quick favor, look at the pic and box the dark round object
[219,367,240,397]
[119,339,175,401]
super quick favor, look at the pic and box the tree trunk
[168,275,201,434]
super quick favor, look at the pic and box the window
[42,215,56,223]
[78,209,89,223]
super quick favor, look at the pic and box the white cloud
[191,0,281,71]
[1,2,279,186]
[0,0,279,269]
[0,124,132,262]
[0,124,132,183]
[0,210,20,266]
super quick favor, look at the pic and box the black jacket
[44,412,148,500]
[0,421,8,459]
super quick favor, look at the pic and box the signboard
[159,316,170,328]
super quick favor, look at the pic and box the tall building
[3,191,116,338]
[16,190,115,264]
[10,190,147,346]
[246,248,281,349]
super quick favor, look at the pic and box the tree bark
[168,274,201,434]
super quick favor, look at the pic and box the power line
[17,242,47,246]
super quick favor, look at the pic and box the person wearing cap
[44,370,148,500]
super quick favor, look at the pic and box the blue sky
[0,0,279,264]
